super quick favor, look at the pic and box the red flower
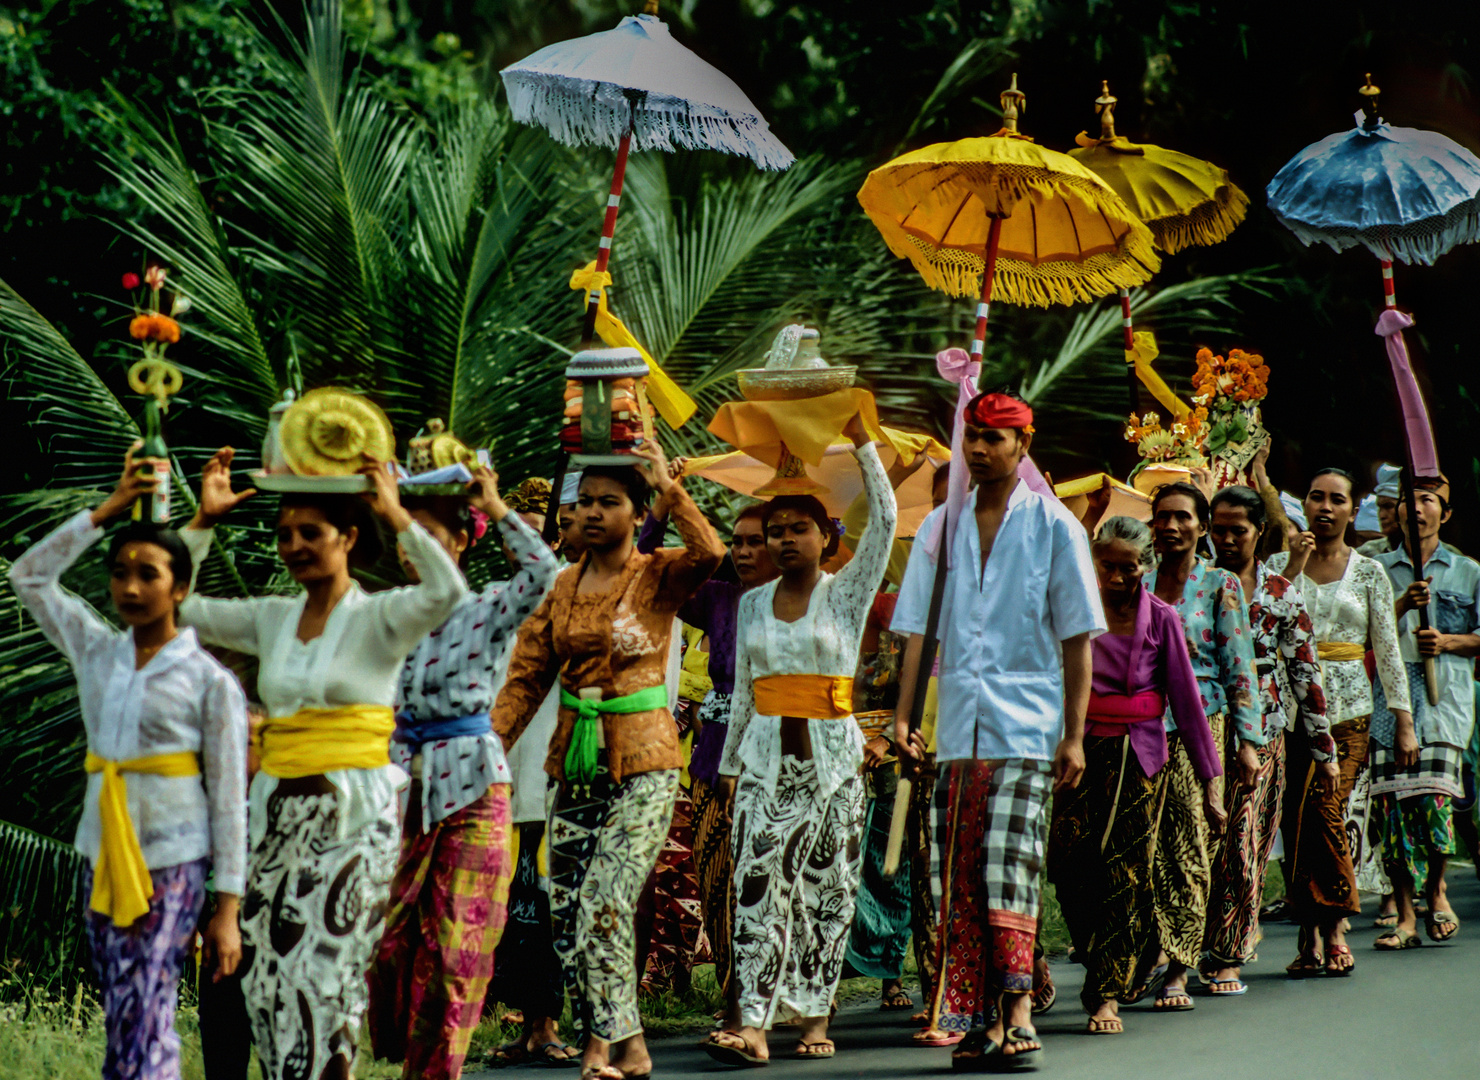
[122,272,141,290]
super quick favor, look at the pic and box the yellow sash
[84,750,200,927]
[753,675,855,720]
[256,705,396,779]
[1317,642,1366,662]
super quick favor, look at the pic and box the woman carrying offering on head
[1204,486,1329,988]
[367,463,559,1080]
[1267,469,1410,969]
[1147,481,1252,1010]
[9,445,249,1080]
[703,413,897,1066]
[178,446,467,1080]
[1049,516,1218,1034]
[493,443,724,1080]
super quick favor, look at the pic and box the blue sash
[394,712,492,747]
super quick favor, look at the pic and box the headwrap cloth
[963,392,1034,432]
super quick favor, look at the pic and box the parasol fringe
[504,73,795,170]
[1148,182,1249,254]
[861,159,1161,306]
[1270,196,1480,267]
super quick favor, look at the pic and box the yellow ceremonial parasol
[858,74,1159,367]
[1068,81,1249,412]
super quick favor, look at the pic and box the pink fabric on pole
[1019,454,1056,498]
[927,347,979,564]
[1375,310,1440,477]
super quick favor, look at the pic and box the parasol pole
[580,92,642,346]
[1380,264,1441,706]
[883,213,1003,878]
[1120,287,1139,414]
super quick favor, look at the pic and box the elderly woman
[1050,516,1218,1034]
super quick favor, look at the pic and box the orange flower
[129,313,181,344]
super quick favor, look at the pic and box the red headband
[964,392,1034,431]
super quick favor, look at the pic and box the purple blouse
[1090,586,1222,781]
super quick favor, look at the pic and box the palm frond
[0,820,90,991]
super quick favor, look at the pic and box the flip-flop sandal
[881,989,915,1011]
[1324,944,1355,977]
[534,1040,581,1067]
[1426,911,1460,942]
[951,1029,1001,1073]
[1373,928,1422,951]
[579,1068,623,1080]
[993,1026,1042,1071]
[1118,961,1168,1005]
[1285,955,1323,979]
[792,1040,834,1060]
[1085,1016,1123,1035]
[1207,977,1248,996]
[1031,976,1056,1015]
[1152,986,1194,1011]
[914,1028,965,1047]
[701,1031,769,1068]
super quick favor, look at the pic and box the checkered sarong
[1371,739,1465,799]
[932,759,1052,1028]
[979,760,1053,917]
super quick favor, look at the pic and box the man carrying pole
[892,391,1104,1071]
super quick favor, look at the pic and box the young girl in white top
[179,447,466,1080]
[10,446,248,1080]
[706,415,896,1065]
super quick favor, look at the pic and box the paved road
[615,869,1480,1079]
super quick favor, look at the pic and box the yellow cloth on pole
[1127,332,1191,420]
[84,750,201,927]
[569,263,697,429]
[256,705,396,779]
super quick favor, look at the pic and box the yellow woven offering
[278,388,395,476]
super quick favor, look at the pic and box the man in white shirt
[893,391,1104,1069]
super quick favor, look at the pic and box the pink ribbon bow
[927,349,980,563]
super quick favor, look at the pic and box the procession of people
[15,358,1479,1080]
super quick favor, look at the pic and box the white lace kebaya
[721,441,897,801]
[9,511,250,894]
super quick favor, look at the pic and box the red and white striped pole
[581,106,638,345]
[1381,259,1396,309]
[970,217,1004,360]
[1120,286,1140,414]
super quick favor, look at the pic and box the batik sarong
[1282,719,1365,923]
[635,785,704,994]
[932,759,1053,1032]
[1151,713,1224,968]
[1204,732,1286,967]
[1048,737,1159,1010]
[845,761,912,978]
[85,858,207,1080]
[908,752,940,1007]
[488,819,563,1020]
[732,755,866,1029]
[240,780,399,1080]
[368,783,514,1080]
[690,773,735,994]
[548,766,679,1043]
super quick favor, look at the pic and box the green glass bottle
[133,398,171,524]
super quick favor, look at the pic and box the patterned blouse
[1162,558,1263,746]
[394,512,558,829]
[1267,548,1409,726]
[1247,562,1333,759]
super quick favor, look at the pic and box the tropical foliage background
[2,0,1479,990]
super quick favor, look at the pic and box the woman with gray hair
[1048,516,1222,1035]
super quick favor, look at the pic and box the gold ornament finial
[1359,73,1381,127]
[644,0,659,14]
[1000,73,1026,133]
[1095,79,1118,140]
